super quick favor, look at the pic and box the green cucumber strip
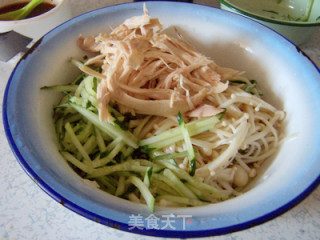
[88,96,98,107]
[184,182,203,196]
[156,194,208,207]
[104,175,118,187]
[229,79,262,96]
[76,122,93,143]
[100,131,113,142]
[64,113,83,124]
[162,169,197,200]
[73,121,84,133]
[61,151,93,174]
[185,183,215,202]
[84,76,98,96]
[54,106,77,119]
[75,81,85,98]
[144,166,153,187]
[72,72,86,85]
[82,135,97,155]
[152,150,188,161]
[96,176,117,194]
[87,160,149,178]
[69,103,138,148]
[115,176,126,196]
[139,114,221,149]
[120,186,137,198]
[122,146,135,159]
[108,106,125,121]
[65,122,92,165]
[53,104,72,112]
[69,96,86,109]
[189,158,196,176]
[92,141,125,168]
[242,83,257,93]
[177,112,196,176]
[128,176,155,212]
[58,94,70,105]
[105,137,122,152]
[40,84,78,92]
[229,79,248,84]
[151,174,180,195]
[80,87,91,100]
[94,126,107,153]
[156,160,225,199]
[55,117,64,142]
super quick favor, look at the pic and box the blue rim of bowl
[218,0,320,26]
[2,1,320,238]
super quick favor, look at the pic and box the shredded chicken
[58,6,285,205]
[77,5,240,121]
[187,104,224,118]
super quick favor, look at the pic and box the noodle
[46,6,285,210]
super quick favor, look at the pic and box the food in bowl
[0,0,71,40]
[219,0,320,23]
[4,1,320,237]
[0,0,56,21]
[219,0,320,45]
[42,6,285,212]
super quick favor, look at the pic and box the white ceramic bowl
[0,0,72,40]
[3,2,320,238]
[219,0,320,45]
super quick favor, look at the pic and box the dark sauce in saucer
[0,1,56,20]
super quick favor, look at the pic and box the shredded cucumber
[156,160,226,200]
[87,161,148,178]
[144,166,153,187]
[115,176,126,197]
[42,60,225,212]
[177,112,196,176]
[69,103,138,149]
[61,151,93,174]
[128,176,155,212]
[156,195,207,207]
[64,122,92,165]
[41,84,78,92]
[151,150,188,161]
[139,113,223,150]
[162,169,198,200]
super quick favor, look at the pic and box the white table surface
[0,0,319,239]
